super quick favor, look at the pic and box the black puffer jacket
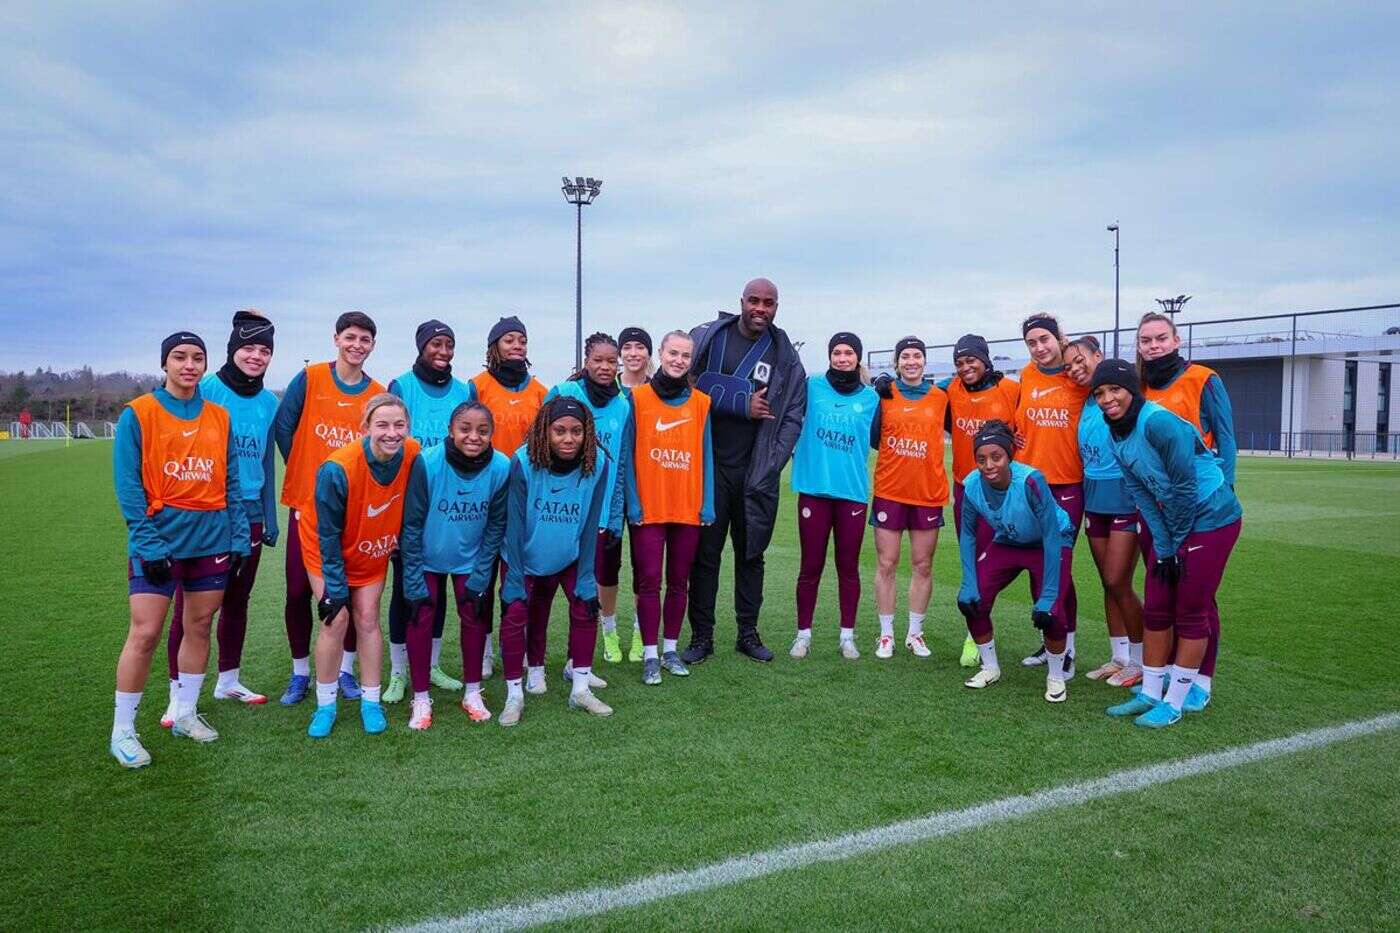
[688,312,808,559]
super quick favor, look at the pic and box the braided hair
[569,331,619,382]
[524,399,598,477]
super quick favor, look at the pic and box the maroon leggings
[500,566,598,680]
[795,494,867,631]
[1139,518,1226,676]
[284,510,355,660]
[409,573,491,691]
[629,522,702,646]
[167,523,263,677]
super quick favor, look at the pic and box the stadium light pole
[561,176,603,372]
[1107,224,1120,357]
[1156,295,1191,317]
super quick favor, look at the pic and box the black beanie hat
[972,421,1015,458]
[1090,358,1141,396]
[161,331,207,368]
[828,331,863,360]
[415,319,455,354]
[618,326,653,355]
[894,336,926,359]
[488,316,526,347]
[227,310,274,358]
[953,333,991,368]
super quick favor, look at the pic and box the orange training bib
[281,363,385,512]
[1014,364,1088,484]
[947,377,1020,483]
[875,384,950,506]
[472,373,548,457]
[299,438,420,587]
[1144,363,1216,450]
[630,383,710,525]
[129,393,230,516]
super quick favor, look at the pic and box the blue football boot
[280,673,311,705]
[308,704,337,738]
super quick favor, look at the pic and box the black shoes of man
[680,628,774,664]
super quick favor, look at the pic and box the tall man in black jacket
[683,278,808,663]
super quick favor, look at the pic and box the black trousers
[688,460,765,642]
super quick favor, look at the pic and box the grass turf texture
[2,445,1397,930]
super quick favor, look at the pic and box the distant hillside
[2,367,163,425]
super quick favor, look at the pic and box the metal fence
[868,302,1400,460]
[4,421,114,439]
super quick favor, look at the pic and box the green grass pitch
[2,442,1398,930]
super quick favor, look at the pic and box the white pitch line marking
[394,712,1400,933]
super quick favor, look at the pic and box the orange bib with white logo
[281,363,385,512]
[630,383,710,525]
[947,377,1021,483]
[1144,364,1216,449]
[129,393,230,516]
[875,384,950,506]
[1014,364,1088,484]
[471,372,548,457]
[299,438,420,587]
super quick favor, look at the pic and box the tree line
[1,367,163,426]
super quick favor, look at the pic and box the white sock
[176,672,205,717]
[113,690,141,736]
[431,637,443,668]
[340,650,356,676]
[483,636,494,663]
[1047,650,1067,681]
[602,614,617,634]
[879,614,894,638]
[643,645,659,660]
[571,666,592,696]
[1195,673,1212,694]
[1066,630,1076,656]
[316,680,338,707]
[839,627,855,644]
[506,677,523,701]
[464,683,481,699]
[794,629,812,643]
[1142,664,1167,702]
[292,656,310,677]
[413,690,430,703]
[216,668,239,692]
[1128,641,1143,666]
[527,665,544,682]
[1109,636,1130,666]
[663,637,678,654]
[389,642,408,677]
[632,621,641,636]
[978,640,1000,671]
[907,612,925,637]
[1165,664,1197,709]
[361,684,381,703]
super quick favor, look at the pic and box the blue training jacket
[791,374,880,503]
[113,386,251,565]
[1109,402,1242,559]
[546,380,629,534]
[387,370,475,450]
[501,448,609,603]
[399,444,510,599]
[200,373,279,542]
[1077,399,1135,516]
[957,461,1074,613]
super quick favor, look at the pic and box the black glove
[462,587,490,617]
[317,595,348,625]
[956,597,980,621]
[1152,554,1183,585]
[140,557,173,587]
[405,595,432,624]
[873,373,895,400]
[584,597,602,620]
[605,529,622,550]
[228,553,245,577]
[1031,609,1055,632]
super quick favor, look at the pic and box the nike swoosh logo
[851,510,863,517]
[214,555,229,565]
[508,399,522,405]
[117,746,137,763]
[1059,495,1074,502]
[550,486,566,494]
[367,495,400,517]
[1187,545,1204,552]
[977,551,987,562]
[926,515,937,521]
[903,406,917,412]
[655,417,691,432]
[182,429,198,437]
[1030,387,1060,400]
[337,401,353,407]
[833,403,846,408]
[434,326,447,333]
[238,324,272,339]
[968,395,987,402]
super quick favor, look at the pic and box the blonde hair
[659,330,692,353]
[362,392,409,428]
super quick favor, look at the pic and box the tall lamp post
[1156,295,1191,317]
[1106,223,1120,356]
[561,176,603,372]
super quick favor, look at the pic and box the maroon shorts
[594,528,622,588]
[1084,511,1140,539]
[869,496,944,532]
[128,553,231,598]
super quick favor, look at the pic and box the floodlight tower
[562,176,603,372]
[1156,295,1191,317]
[1107,224,1120,356]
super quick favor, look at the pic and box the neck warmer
[825,367,862,394]
[1108,395,1147,441]
[1142,350,1187,390]
[489,358,528,389]
[445,442,492,475]
[651,369,688,400]
[414,357,452,387]
[217,361,264,397]
[581,376,620,408]
[964,370,1004,393]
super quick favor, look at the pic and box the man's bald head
[738,278,779,336]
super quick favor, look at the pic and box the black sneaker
[680,640,713,665]
[736,632,774,663]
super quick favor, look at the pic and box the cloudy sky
[2,2,1397,385]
